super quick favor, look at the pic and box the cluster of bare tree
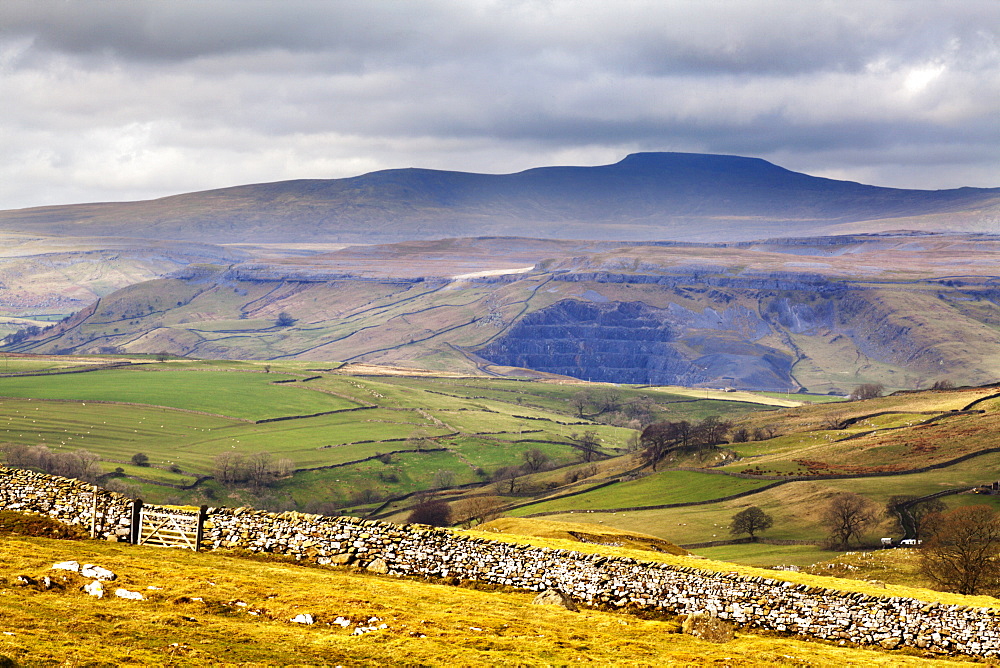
[1,443,101,483]
[820,492,881,549]
[212,451,294,489]
[848,383,884,401]
[637,417,731,471]
[570,389,656,427]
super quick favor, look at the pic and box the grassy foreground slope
[0,528,976,666]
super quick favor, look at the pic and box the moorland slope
[1,152,997,244]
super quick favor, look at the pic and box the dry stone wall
[4,465,1000,658]
[0,466,133,539]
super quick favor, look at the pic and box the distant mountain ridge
[1,152,997,243]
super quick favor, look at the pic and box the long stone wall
[3,465,1000,658]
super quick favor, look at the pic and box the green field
[0,365,361,419]
[511,470,773,514]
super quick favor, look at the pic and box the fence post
[90,485,99,539]
[195,505,208,552]
[129,499,144,545]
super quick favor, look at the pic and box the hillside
[8,233,1000,393]
[485,384,1000,567]
[0,152,997,244]
[0,525,972,665]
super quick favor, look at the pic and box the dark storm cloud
[0,0,997,209]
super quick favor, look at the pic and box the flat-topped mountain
[1,152,997,243]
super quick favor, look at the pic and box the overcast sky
[0,0,997,210]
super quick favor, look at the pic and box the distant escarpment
[6,234,1000,393]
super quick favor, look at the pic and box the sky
[0,0,997,210]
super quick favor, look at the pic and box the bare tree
[730,427,751,443]
[274,457,295,479]
[729,506,774,540]
[821,492,881,549]
[623,395,655,424]
[213,451,245,485]
[752,425,779,440]
[245,451,275,489]
[432,468,455,489]
[493,465,522,495]
[920,505,1000,595]
[821,413,848,430]
[2,444,101,482]
[930,379,955,391]
[599,388,622,414]
[454,496,505,528]
[638,421,688,471]
[569,430,603,463]
[522,448,550,473]
[849,383,884,401]
[408,429,433,452]
[570,390,592,418]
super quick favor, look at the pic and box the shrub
[406,499,452,527]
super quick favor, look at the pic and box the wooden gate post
[129,499,144,545]
[195,505,208,552]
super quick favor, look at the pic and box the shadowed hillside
[0,152,997,244]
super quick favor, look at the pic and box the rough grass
[0,531,978,666]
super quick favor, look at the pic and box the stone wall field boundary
[2,466,1000,658]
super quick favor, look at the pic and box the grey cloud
[0,0,997,210]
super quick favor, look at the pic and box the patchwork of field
[3,354,998,571]
[0,358,785,510]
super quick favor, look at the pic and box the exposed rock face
[478,299,794,390]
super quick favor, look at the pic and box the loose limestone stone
[366,558,389,574]
[532,589,579,612]
[81,564,116,581]
[83,580,104,599]
[682,612,735,643]
[51,561,80,573]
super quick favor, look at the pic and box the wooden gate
[130,501,206,551]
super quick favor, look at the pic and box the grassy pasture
[0,366,361,419]
[725,409,1000,475]
[693,543,838,568]
[524,450,1000,563]
[511,470,773,515]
